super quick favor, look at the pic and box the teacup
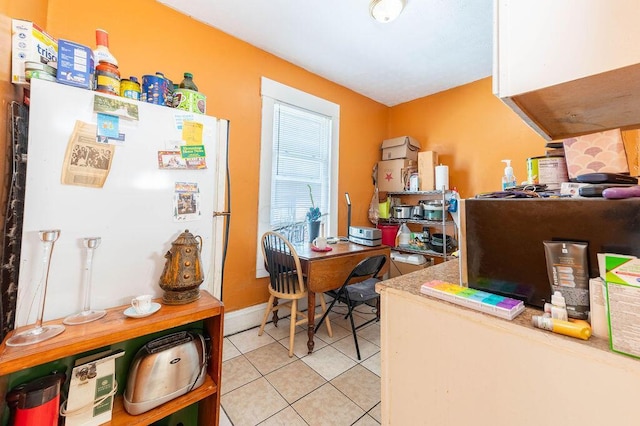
[131,294,153,314]
[313,237,327,250]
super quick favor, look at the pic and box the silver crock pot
[392,205,413,219]
[421,200,449,221]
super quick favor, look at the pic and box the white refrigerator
[15,79,228,327]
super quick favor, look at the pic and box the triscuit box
[11,19,58,85]
[381,136,421,161]
[603,253,640,359]
[56,39,94,90]
[418,151,438,191]
[377,159,416,192]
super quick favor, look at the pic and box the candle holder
[63,237,106,325]
[6,230,65,346]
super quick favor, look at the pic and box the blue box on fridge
[56,39,94,89]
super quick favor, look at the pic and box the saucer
[124,302,161,318]
[311,246,333,252]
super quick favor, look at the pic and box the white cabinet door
[494,0,640,97]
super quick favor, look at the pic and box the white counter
[376,259,640,426]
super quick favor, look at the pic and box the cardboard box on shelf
[11,19,58,85]
[381,136,421,161]
[418,151,438,191]
[377,159,417,192]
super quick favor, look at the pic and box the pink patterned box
[563,129,629,180]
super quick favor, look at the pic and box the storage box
[381,136,421,161]
[11,19,57,85]
[418,151,438,191]
[377,159,417,192]
[603,253,640,358]
[563,129,629,180]
[390,252,430,278]
[56,39,94,89]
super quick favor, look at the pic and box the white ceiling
[157,0,494,106]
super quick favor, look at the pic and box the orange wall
[389,77,547,198]
[21,0,388,312]
[12,2,624,315]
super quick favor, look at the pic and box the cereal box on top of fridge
[11,19,58,85]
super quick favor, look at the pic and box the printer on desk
[349,226,382,247]
[344,192,381,247]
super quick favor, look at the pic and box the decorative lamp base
[162,288,201,305]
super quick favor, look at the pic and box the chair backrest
[261,231,306,295]
[345,255,387,283]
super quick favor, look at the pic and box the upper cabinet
[493,0,640,140]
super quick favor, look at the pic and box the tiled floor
[220,304,382,426]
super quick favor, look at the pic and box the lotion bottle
[501,159,517,190]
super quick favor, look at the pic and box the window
[256,78,340,278]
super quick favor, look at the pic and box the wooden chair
[258,231,332,357]
[314,255,387,360]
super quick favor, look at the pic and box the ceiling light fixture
[370,0,405,23]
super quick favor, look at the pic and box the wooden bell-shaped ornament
[159,229,204,304]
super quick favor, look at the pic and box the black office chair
[315,255,387,360]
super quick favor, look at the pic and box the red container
[6,373,65,426]
[377,224,399,247]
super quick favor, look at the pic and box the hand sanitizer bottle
[501,159,517,190]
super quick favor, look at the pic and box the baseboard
[223,296,322,337]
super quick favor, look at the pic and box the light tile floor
[220,304,382,426]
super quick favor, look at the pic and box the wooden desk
[294,241,390,353]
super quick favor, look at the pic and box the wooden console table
[0,291,224,426]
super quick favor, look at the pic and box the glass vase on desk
[307,220,321,243]
[6,230,65,346]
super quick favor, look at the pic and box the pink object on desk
[311,246,333,252]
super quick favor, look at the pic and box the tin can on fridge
[141,72,169,105]
[173,88,206,114]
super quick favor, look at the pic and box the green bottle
[179,72,198,91]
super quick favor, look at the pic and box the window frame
[256,77,340,278]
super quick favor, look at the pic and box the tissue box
[11,19,57,85]
[563,129,629,180]
[56,39,94,89]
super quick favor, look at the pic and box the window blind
[271,102,332,228]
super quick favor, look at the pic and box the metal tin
[141,73,169,106]
[120,76,141,100]
[25,61,57,77]
[527,156,569,190]
[173,88,206,114]
[96,61,120,96]
[25,70,57,82]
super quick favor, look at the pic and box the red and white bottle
[93,29,118,67]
